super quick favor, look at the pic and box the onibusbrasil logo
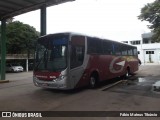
[1,112,42,118]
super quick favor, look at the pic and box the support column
[0,19,6,80]
[26,59,28,72]
[40,5,47,36]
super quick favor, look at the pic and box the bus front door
[69,35,86,88]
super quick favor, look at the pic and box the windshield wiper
[35,50,48,70]
[35,57,43,70]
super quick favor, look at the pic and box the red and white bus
[33,32,139,89]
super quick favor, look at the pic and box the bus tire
[121,67,130,80]
[89,73,98,88]
[125,67,130,79]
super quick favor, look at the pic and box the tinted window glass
[103,40,113,55]
[133,48,138,56]
[70,36,85,69]
[128,47,133,55]
[113,42,121,55]
[121,45,128,55]
[35,34,68,72]
[87,37,102,54]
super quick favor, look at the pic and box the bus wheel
[89,74,98,88]
[125,68,130,79]
[121,68,130,80]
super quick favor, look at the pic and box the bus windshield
[35,34,68,72]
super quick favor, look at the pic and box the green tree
[5,21,40,58]
[138,0,160,42]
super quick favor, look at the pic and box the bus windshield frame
[34,34,68,72]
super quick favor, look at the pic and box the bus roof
[39,32,136,48]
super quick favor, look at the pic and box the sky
[14,0,155,41]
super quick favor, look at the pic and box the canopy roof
[0,0,74,20]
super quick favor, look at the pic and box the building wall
[121,33,160,64]
[137,43,160,64]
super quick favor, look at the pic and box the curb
[101,80,125,91]
[0,80,9,83]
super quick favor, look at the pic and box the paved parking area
[0,65,160,120]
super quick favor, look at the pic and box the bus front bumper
[33,76,68,90]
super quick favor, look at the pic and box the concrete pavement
[0,66,160,120]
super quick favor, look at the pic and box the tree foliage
[138,0,160,42]
[5,21,39,57]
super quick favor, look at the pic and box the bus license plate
[42,83,48,86]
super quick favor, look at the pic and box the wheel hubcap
[90,77,95,87]
[126,70,130,77]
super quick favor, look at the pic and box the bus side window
[128,48,133,55]
[133,48,138,56]
[113,42,122,55]
[121,45,128,55]
[87,37,102,54]
[70,36,85,69]
[103,40,113,55]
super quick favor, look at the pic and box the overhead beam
[0,4,16,11]
[0,0,26,7]
[0,0,75,20]
[23,0,38,4]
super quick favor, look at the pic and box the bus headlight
[53,75,65,82]
[33,75,38,81]
[59,75,65,79]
